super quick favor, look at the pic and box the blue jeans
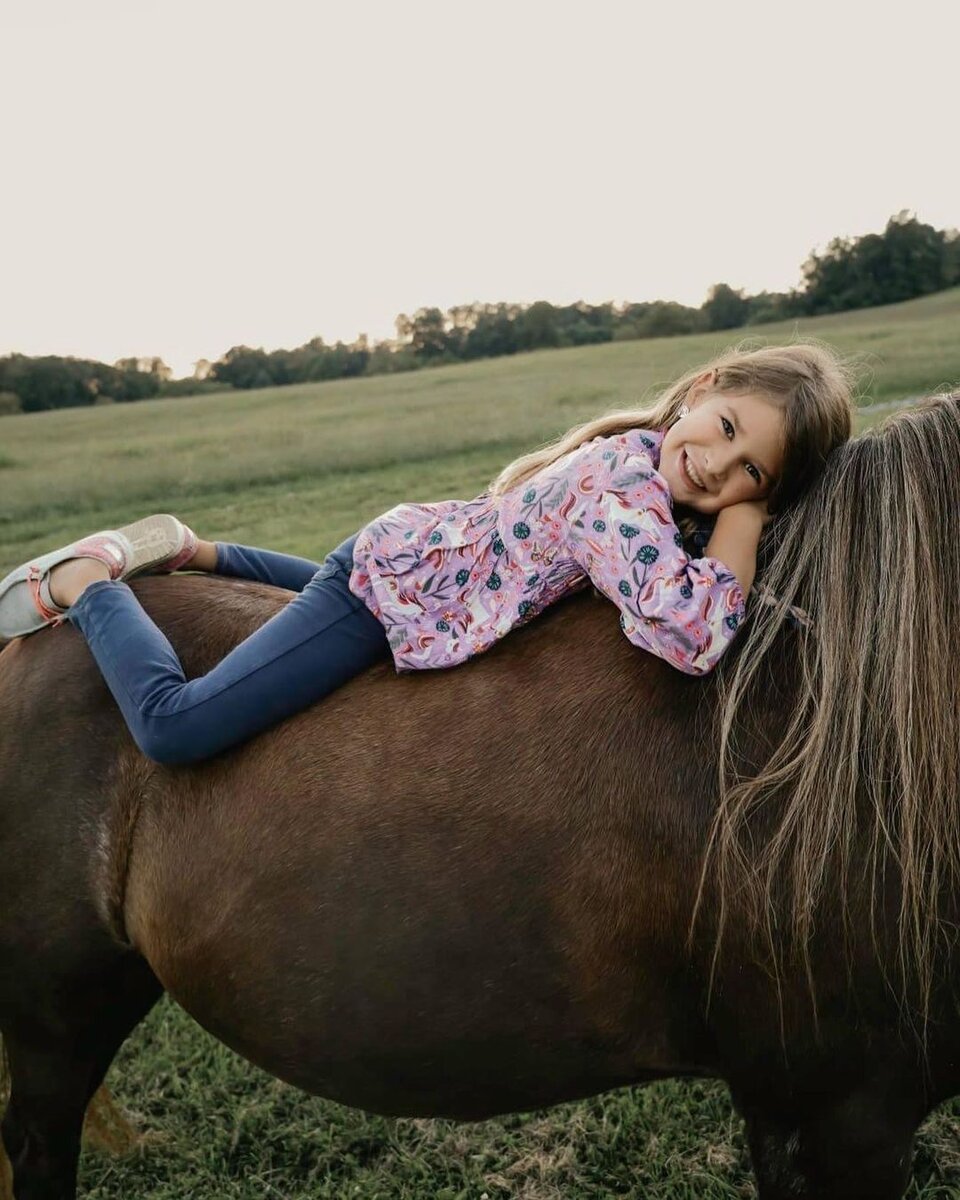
[66,535,389,765]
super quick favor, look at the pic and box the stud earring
[673,404,689,424]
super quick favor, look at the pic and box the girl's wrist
[714,502,766,532]
[705,503,764,597]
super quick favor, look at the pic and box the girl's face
[658,376,786,515]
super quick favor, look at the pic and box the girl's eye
[722,416,761,485]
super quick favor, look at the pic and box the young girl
[0,343,853,765]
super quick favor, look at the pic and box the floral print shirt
[348,428,746,676]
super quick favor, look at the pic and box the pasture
[2,288,960,1197]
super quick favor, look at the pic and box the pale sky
[1,0,957,379]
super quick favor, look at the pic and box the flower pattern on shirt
[349,428,745,675]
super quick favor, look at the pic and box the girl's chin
[674,494,714,517]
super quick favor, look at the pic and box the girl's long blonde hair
[491,342,856,516]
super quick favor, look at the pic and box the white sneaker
[0,514,190,638]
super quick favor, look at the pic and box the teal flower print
[492,535,505,556]
[487,572,502,590]
[428,530,442,545]
[523,488,536,503]
[674,532,684,547]
[618,580,632,596]
[636,544,659,565]
[725,614,740,631]
[436,619,451,632]
[456,568,470,586]
[640,435,655,449]
[518,600,534,618]
[618,523,639,539]
[527,573,540,586]
[680,583,693,599]
[513,521,530,539]
[593,518,606,532]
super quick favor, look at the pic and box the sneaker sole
[115,514,186,578]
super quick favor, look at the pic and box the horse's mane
[703,391,960,1035]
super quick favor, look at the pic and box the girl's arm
[705,500,769,597]
[559,440,748,676]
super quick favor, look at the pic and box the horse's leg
[1,956,160,1200]
[741,1083,919,1200]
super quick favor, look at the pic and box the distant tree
[703,283,749,330]
[634,301,705,338]
[445,304,479,353]
[744,290,803,325]
[365,340,417,374]
[316,340,370,379]
[463,304,520,359]
[557,301,615,346]
[0,390,21,415]
[801,211,952,313]
[211,346,275,389]
[946,230,960,286]
[612,302,652,341]
[881,211,948,300]
[113,356,170,381]
[396,308,451,362]
[515,301,560,351]
[804,235,854,311]
[1,356,92,411]
[108,366,161,402]
[144,357,173,381]
[109,357,167,398]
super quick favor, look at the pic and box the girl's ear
[688,369,718,408]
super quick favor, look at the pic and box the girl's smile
[680,448,707,491]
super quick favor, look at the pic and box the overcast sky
[1,0,957,378]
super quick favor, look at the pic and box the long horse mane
[702,390,960,1034]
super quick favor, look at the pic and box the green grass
[4,289,960,1197]
[72,996,960,1198]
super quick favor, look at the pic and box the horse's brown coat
[0,572,955,1199]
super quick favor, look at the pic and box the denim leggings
[65,535,390,765]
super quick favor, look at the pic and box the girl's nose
[705,442,737,481]
[702,451,725,485]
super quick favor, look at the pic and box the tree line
[2,211,957,414]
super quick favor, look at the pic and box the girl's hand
[724,497,774,529]
[706,500,770,596]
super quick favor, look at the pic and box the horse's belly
[159,975,691,1120]
[205,1010,679,1120]
[125,797,704,1118]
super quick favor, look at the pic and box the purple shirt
[349,428,746,675]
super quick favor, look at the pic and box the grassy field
[2,285,960,578]
[3,290,960,1197]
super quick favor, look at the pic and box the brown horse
[1,395,959,1200]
